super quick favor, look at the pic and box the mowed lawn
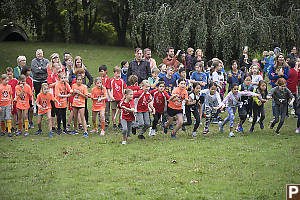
[0,42,300,200]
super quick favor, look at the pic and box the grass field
[0,42,300,199]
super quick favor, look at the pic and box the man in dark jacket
[31,49,49,97]
[127,48,151,84]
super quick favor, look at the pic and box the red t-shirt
[26,76,33,90]
[101,75,110,101]
[149,89,170,114]
[8,78,18,99]
[36,92,55,114]
[127,85,140,95]
[47,73,59,95]
[287,68,298,94]
[107,78,126,101]
[118,99,135,121]
[133,90,152,112]
[0,84,13,106]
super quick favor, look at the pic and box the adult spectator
[127,48,151,84]
[185,48,194,79]
[69,56,93,88]
[227,60,244,91]
[47,53,64,75]
[31,49,49,97]
[143,48,157,69]
[269,53,289,88]
[240,54,252,74]
[61,52,71,67]
[14,56,27,79]
[162,47,181,71]
[193,49,206,70]
[64,55,73,84]
[287,46,299,62]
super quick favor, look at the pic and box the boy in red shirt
[6,67,18,133]
[15,75,33,136]
[287,60,298,115]
[99,65,110,130]
[114,89,135,144]
[127,75,140,94]
[91,77,107,135]
[149,81,171,136]
[0,74,13,137]
[35,83,61,137]
[107,66,126,130]
[132,80,154,139]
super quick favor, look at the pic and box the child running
[15,75,33,136]
[268,78,295,135]
[200,82,222,135]
[71,74,89,137]
[250,80,268,132]
[149,81,171,136]
[163,78,189,138]
[36,83,61,137]
[6,67,18,133]
[115,89,135,144]
[132,80,154,139]
[0,74,13,137]
[183,83,201,137]
[90,77,107,135]
[219,83,259,137]
[55,72,71,134]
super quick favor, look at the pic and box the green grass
[0,42,300,199]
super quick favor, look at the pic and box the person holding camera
[162,47,181,71]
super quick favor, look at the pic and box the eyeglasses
[53,57,58,59]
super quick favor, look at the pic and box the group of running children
[0,54,297,145]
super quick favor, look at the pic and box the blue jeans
[224,107,237,127]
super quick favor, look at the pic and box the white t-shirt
[251,74,263,89]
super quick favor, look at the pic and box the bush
[91,22,117,45]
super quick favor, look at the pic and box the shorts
[68,97,73,111]
[111,100,121,109]
[167,106,183,117]
[29,100,33,108]
[51,101,56,117]
[72,106,84,110]
[38,111,50,116]
[238,106,247,118]
[0,105,12,121]
[11,101,17,114]
[200,95,205,104]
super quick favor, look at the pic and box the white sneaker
[218,121,224,133]
[148,127,153,136]
[100,130,105,136]
[122,141,126,145]
[229,132,235,137]
[151,129,156,136]
[248,117,253,123]
[192,131,197,137]
[291,109,295,115]
[296,128,299,134]
[257,117,260,122]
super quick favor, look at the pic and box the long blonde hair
[48,53,63,72]
[73,56,86,73]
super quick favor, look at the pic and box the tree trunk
[82,0,89,43]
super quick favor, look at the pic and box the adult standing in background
[185,48,194,79]
[61,52,71,67]
[31,49,49,97]
[287,46,299,62]
[163,47,181,71]
[127,48,151,84]
[193,49,206,70]
[143,48,157,69]
[69,56,93,126]
[14,56,27,80]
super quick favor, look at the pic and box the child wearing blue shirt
[190,62,207,89]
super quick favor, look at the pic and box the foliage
[129,0,300,62]
[91,22,117,45]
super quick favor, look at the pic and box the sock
[24,120,29,132]
[7,120,11,133]
[93,121,97,130]
[101,120,105,131]
[1,121,5,133]
[18,121,22,131]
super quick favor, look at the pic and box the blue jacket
[227,70,244,89]
[268,66,289,88]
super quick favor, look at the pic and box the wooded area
[1,0,300,60]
